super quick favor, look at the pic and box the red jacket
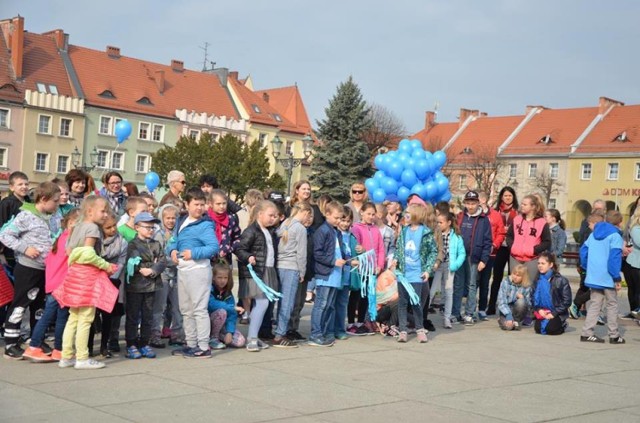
[485,207,506,257]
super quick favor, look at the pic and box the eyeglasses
[137,225,155,231]
[352,190,365,194]
[108,180,122,186]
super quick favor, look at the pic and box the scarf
[534,270,555,334]
[498,203,517,227]
[208,209,229,242]
[68,192,84,207]
[100,187,125,214]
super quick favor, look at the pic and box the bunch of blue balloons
[366,139,451,204]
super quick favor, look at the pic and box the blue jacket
[313,221,344,282]
[580,222,623,289]
[458,211,492,264]
[626,225,640,269]
[166,214,219,261]
[447,231,467,273]
[208,286,237,334]
[549,225,567,258]
[497,276,532,320]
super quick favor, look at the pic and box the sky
[5,0,640,135]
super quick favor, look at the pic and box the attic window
[99,90,115,99]
[613,131,629,142]
[251,104,261,113]
[273,113,282,122]
[137,97,153,105]
[538,134,553,144]
[36,83,47,93]
[462,147,473,154]
[48,85,58,95]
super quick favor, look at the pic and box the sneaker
[620,313,635,320]
[50,349,62,361]
[100,349,113,359]
[171,346,193,356]
[346,325,358,335]
[451,316,462,325]
[239,312,250,324]
[139,345,157,358]
[149,339,166,349]
[416,329,428,343]
[478,312,489,321]
[397,331,408,343]
[3,344,24,360]
[108,341,121,353]
[386,325,400,337]
[597,315,606,326]
[305,292,314,303]
[308,337,333,347]
[184,347,212,358]
[40,342,53,356]
[463,315,475,326]
[209,339,227,350]
[272,337,298,348]
[58,358,76,368]
[364,321,378,334]
[631,309,640,320]
[424,320,436,332]
[513,321,521,331]
[22,346,53,363]
[246,340,261,352]
[258,331,275,340]
[126,346,142,359]
[169,338,185,346]
[609,336,626,344]
[285,330,306,342]
[335,333,349,340]
[353,325,370,336]
[74,358,106,370]
[568,303,580,320]
[580,335,605,343]
[443,318,452,329]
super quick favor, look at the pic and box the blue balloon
[425,181,437,199]
[434,171,446,181]
[433,150,447,168]
[374,170,386,180]
[398,142,413,154]
[372,188,386,204]
[398,139,411,149]
[381,177,399,195]
[365,178,379,192]
[397,152,410,164]
[387,150,398,160]
[400,169,418,187]
[410,183,427,199]
[411,149,426,160]
[441,190,452,202]
[414,159,432,180]
[436,177,449,194]
[410,140,422,150]
[374,154,385,170]
[397,186,410,203]
[387,161,404,180]
[115,119,132,144]
[144,171,160,192]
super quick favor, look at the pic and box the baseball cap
[134,212,160,225]
[464,191,480,202]
[268,191,285,203]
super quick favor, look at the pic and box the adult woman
[286,180,312,216]
[65,169,88,207]
[623,198,640,317]
[345,182,368,224]
[487,187,519,315]
[99,171,126,217]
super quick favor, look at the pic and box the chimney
[525,105,545,114]
[598,96,624,115]
[228,71,238,80]
[424,111,436,131]
[43,29,67,50]
[154,70,165,93]
[479,112,488,117]
[9,16,24,79]
[106,45,120,58]
[458,108,478,127]
[262,92,270,103]
[171,59,183,72]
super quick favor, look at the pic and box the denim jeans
[477,257,495,313]
[310,285,337,340]
[398,282,427,332]
[452,258,480,318]
[433,264,453,320]
[275,269,300,337]
[30,294,69,350]
[328,286,350,337]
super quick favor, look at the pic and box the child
[531,252,572,336]
[208,262,246,348]
[308,201,346,346]
[0,171,31,271]
[50,179,74,236]
[273,202,312,348]
[375,203,396,268]
[139,192,158,215]
[477,191,505,321]
[432,211,466,329]
[305,194,334,303]
[331,206,358,340]
[349,202,385,335]
[56,196,118,369]
[496,264,532,330]
[23,209,79,362]
[545,209,567,259]
[207,190,241,265]
[118,196,148,242]
[453,191,492,325]
[580,210,625,343]
[0,181,60,359]
[375,269,399,336]
[125,212,167,359]
[167,188,219,358]
[391,203,438,343]
[236,200,279,352]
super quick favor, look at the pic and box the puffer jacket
[236,221,278,280]
[530,272,572,321]
[507,215,551,262]
[45,231,70,293]
[0,203,55,269]
[166,214,219,261]
[208,286,237,334]
[126,237,166,293]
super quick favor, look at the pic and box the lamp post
[271,133,313,195]
[71,146,99,173]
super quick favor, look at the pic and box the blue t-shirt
[341,231,352,287]
[404,225,424,283]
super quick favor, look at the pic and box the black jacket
[531,272,572,321]
[235,222,278,280]
[127,237,167,293]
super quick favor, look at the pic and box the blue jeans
[275,269,300,337]
[310,285,337,340]
[328,286,350,337]
[452,258,480,318]
[30,294,69,350]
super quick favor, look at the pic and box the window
[458,174,467,190]
[273,114,282,122]
[286,140,293,156]
[258,133,267,148]
[36,82,47,93]
[35,152,49,172]
[99,116,112,135]
[635,163,640,181]
[189,129,200,140]
[137,97,152,105]
[111,152,124,170]
[0,147,7,168]
[607,163,619,181]
[37,114,52,135]
[59,118,72,137]
[48,85,58,95]
[56,155,70,174]
[114,118,124,131]
[138,122,150,140]
[548,198,557,209]
[0,108,8,129]
[528,163,537,178]
[152,124,164,142]
[96,150,109,168]
[509,163,517,178]
[251,104,261,113]
[581,163,592,180]
[136,155,149,173]
[99,90,115,99]
[549,163,559,179]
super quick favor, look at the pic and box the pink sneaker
[416,329,428,343]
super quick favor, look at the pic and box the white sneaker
[74,358,106,370]
[443,318,452,329]
[463,315,475,326]
[58,358,76,368]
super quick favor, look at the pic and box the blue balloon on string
[401,169,418,187]
[412,149,426,160]
[410,140,422,150]
[365,178,379,193]
[387,161,404,180]
[114,120,132,144]
[414,159,432,180]
[381,177,399,195]
[425,180,437,199]
[374,154,385,170]
[144,171,160,192]
[372,188,386,203]
[436,176,450,194]
[433,150,447,168]
[410,183,428,199]
[441,190,452,202]
[374,171,386,180]
[397,186,411,203]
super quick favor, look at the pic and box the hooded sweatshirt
[0,203,54,269]
[580,222,623,289]
[276,218,307,275]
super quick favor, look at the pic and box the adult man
[159,170,186,208]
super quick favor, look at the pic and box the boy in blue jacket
[167,188,219,358]
[580,210,625,344]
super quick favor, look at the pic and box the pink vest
[53,264,119,313]
[45,231,70,294]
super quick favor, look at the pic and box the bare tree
[459,144,504,197]
[532,172,563,207]
[361,103,407,158]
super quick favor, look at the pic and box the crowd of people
[0,169,637,370]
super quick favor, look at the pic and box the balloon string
[394,271,421,305]
[247,264,282,302]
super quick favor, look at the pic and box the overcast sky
[6,1,640,134]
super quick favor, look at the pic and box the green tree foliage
[311,76,373,202]
[151,133,285,202]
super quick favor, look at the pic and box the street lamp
[71,146,99,172]
[271,133,313,195]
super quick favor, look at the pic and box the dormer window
[538,134,553,144]
[462,147,473,154]
[99,90,115,99]
[137,97,153,105]
[273,114,282,122]
[613,131,629,142]
[48,85,58,95]
[252,104,261,113]
[36,83,47,93]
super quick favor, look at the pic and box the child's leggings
[248,298,269,340]
[209,309,246,347]
[62,306,96,361]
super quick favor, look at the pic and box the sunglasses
[352,190,365,194]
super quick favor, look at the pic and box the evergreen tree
[311,76,373,202]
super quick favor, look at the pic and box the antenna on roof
[434,101,440,121]
[199,42,211,71]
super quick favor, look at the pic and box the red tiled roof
[254,86,313,135]
[448,115,524,162]
[0,31,20,102]
[68,45,238,119]
[501,107,599,155]
[411,122,458,152]
[575,105,640,154]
